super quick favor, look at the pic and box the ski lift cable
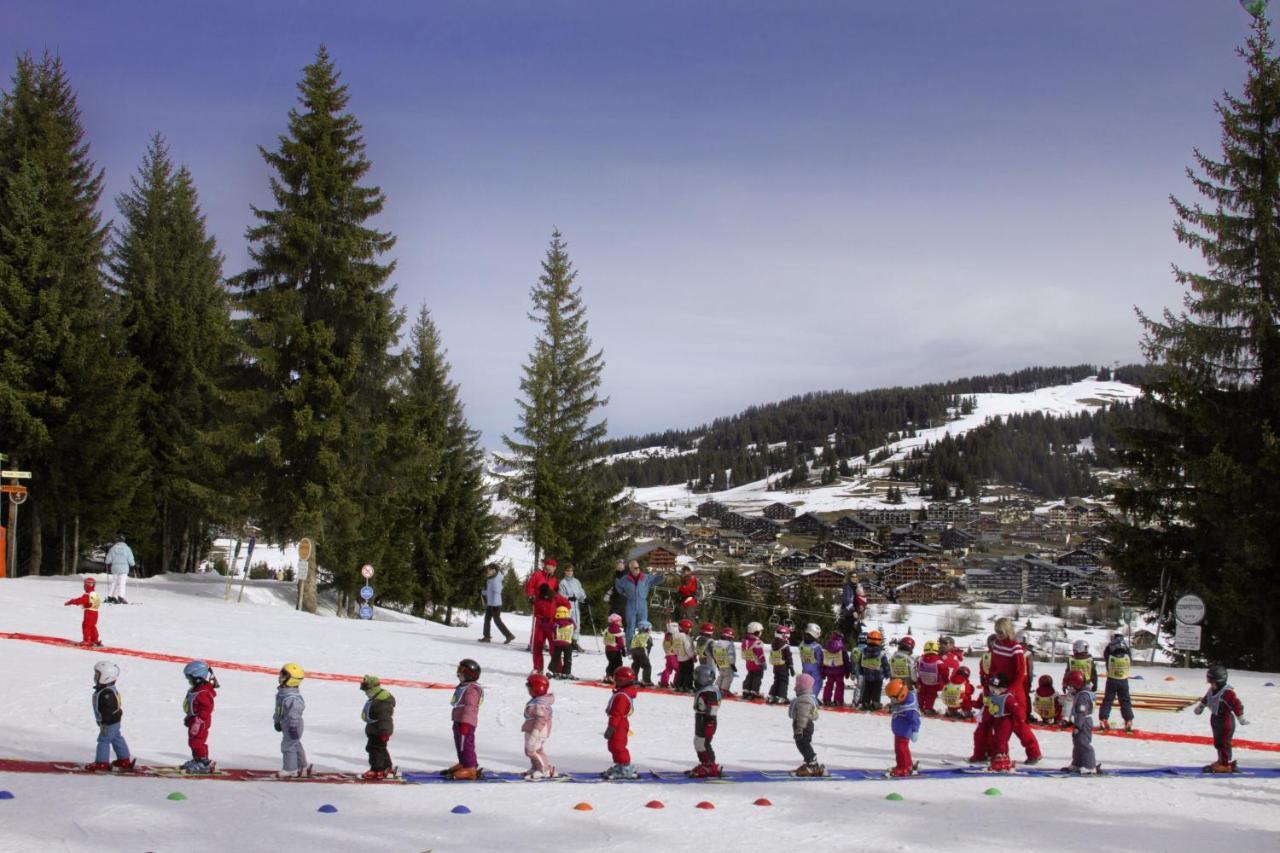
[698,592,836,619]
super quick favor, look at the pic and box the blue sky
[0,1,1253,445]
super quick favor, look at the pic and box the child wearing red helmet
[602,666,639,780]
[1032,674,1063,725]
[1061,669,1099,774]
[522,672,556,779]
[64,577,102,647]
[674,619,696,692]
[942,665,976,718]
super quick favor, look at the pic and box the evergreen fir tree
[388,306,495,620]
[501,231,626,596]
[1112,13,1280,668]
[235,46,403,612]
[110,134,234,573]
[0,53,141,574]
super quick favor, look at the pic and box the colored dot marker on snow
[0,791,13,800]
[167,792,186,801]
[1165,676,1176,682]
[573,802,593,811]
[984,788,1002,797]
[885,792,904,802]
[317,804,337,814]
[1266,682,1275,688]
[753,798,772,807]
[645,800,664,809]
[450,805,471,815]
[695,801,715,810]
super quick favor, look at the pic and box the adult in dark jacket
[839,573,867,643]
[608,560,628,617]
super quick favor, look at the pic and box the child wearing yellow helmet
[550,606,576,679]
[274,663,310,777]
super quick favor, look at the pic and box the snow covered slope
[1,574,1277,853]
[630,377,1140,517]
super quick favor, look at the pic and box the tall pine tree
[111,134,234,574]
[0,53,141,574]
[387,306,495,620]
[1112,11,1280,669]
[502,231,625,595]
[235,47,403,612]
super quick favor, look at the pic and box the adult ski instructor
[557,563,587,651]
[105,533,136,604]
[615,560,659,644]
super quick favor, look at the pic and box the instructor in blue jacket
[614,560,659,644]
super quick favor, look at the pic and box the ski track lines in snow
[4,630,1280,755]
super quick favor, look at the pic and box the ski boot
[84,762,111,772]
[451,766,480,780]
[966,753,987,764]
[362,769,388,780]
[603,763,638,780]
[1124,721,1134,734]
[440,762,463,778]
[793,762,826,777]
[111,758,136,771]
[1099,720,1110,731]
[888,762,919,778]
[1022,755,1041,766]
[1203,760,1238,774]
[184,759,213,774]
[988,754,1014,773]
[688,762,723,778]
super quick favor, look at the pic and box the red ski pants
[608,725,631,765]
[81,611,99,645]
[188,719,210,760]
[531,623,550,673]
[918,684,940,713]
[894,735,913,771]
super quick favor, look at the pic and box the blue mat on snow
[400,765,1280,784]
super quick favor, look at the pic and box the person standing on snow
[85,661,134,772]
[614,560,659,644]
[557,564,587,651]
[1099,633,1135,733]
[839,572,866,643]
[981,618,1041,765]
[1196,664,1249,773]
[479,564,515,644]
[181,661,219,774]
[104,533,135,604]
[274,663,309,778]
[65,577,102,647]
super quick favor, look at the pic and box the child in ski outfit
[690,663,722,777]
[603,614,626,682]
[1032,674,1063,725]
[674,619,697,692]
[660,623,680,688]
[64,577,102,647]
[360,675,395,779]
[603,666,639,779]
[1196,665,1249,773]
[1099,634,1135,732]
[740,622,767,699]
[789,672,822,775]
[889,636,918,685]
[274,663,308,777]
[916,639,948,715]
[978,673,1025,772]
[181,661,218,773]
[522,673,556,779]
[86,662,133,771]
[1063,639,1099,691]
[448,659,483,779]
[854,631,890,710]
[695,622,716,665]
[886,678,921,777]
[799,624,824,699]
[630,620,654,687]
[820,632,850,707]
[550,606,575,679]
[942,665,976,718]
[1060,670,1098,773]
[767,625,794,704]
[709,627,738,694]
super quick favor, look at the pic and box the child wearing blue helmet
[181,660,219,773]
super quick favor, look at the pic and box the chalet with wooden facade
[762,502,797,521]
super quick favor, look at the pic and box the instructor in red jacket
[984,617,1040,764]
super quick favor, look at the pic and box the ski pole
[585,600,601,654]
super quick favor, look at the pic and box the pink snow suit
[522,694,555,774]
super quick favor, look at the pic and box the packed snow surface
[1,573,1278,853]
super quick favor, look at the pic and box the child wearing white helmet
[740,621,767,700]
[767,625,795,704]
[1063,639,1098,691]
[86,662,133,772]
[799,623,824,700]
[274,663,310,777]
